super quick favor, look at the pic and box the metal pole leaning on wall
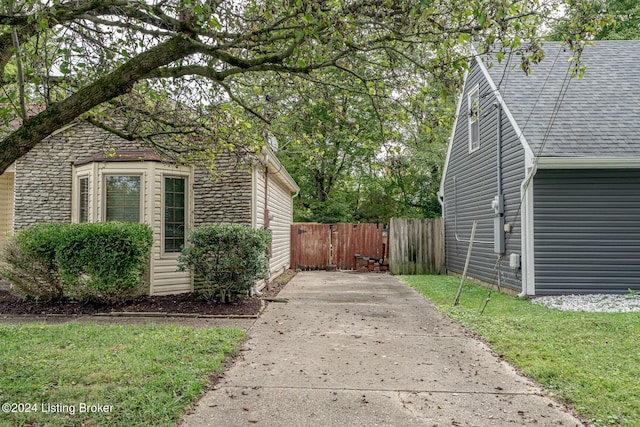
[454,220,477,306]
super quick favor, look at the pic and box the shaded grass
[400,275,640,427]
[0,323,245,426]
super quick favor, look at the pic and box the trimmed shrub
[0,222,153,303]
[56,222,153,303]
[0,223,67,301]
[178,224,271,303]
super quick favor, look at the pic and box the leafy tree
[595,0,640,39]
[266,68,382,222]
[0,0,600,175]
[550,0,637,41]
[268,67,454,223]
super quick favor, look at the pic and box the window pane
[106,176,141,222]
[79,177,89,223]
[471,122,479,149]
[125,193,139,204]
[468,87,480,151]
[125,210,140,222]
[164,177,186,253]
[107,191,123,205]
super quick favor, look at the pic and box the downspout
[252,151,271,296]
[263,160,272,283]
[496,102,503,200]
[518,155,537,298]
[492,101,506,254]
[495,102,504,290]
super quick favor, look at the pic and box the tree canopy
[552,0,639,41]
[0,0,601,176]
[262,67,454,223]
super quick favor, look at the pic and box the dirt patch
[260,269,296,298]
[0,270,296,317]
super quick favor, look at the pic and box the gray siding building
[440,40,640,295]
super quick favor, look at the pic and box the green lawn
[0,323,245,427]
[400,275,640,427]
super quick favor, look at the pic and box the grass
[400,275,640,427]
[0,323,245,427]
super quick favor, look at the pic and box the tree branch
[0,35,198,173]
[86,115,198,140]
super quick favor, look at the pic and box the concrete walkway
[181,271,583,426]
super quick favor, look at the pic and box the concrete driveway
[181,271,583,426]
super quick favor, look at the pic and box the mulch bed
[0,270,295,317]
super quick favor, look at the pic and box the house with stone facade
[0,119,299,295]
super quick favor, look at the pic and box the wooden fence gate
[290,223,332,270]
[291,223,388,270]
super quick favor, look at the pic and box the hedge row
[1,222,153,303]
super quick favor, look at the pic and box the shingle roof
[483,40,640,157]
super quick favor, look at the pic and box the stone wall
[13,120,253,230]
[14,122,148,228]
[193,154,253,226]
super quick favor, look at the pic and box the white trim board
[536,157,640,169]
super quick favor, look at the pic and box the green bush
[1,222,153,303]
[0,223,67,301]
[56,222,153,303]
[178,224,271,303]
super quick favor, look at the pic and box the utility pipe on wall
[493,102,506,255]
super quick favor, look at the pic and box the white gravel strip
[531,293,640,313]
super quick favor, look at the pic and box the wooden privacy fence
[291,219,444,274]
[388,218,444,275]
[291,223,388,270]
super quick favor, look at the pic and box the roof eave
[472,46,536,161]
[259,145,300,193]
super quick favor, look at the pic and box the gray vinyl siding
[533,169,640,294]
[442,59,524,291]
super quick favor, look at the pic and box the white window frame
[102,173,144,223]
[77,174,90,223]
[71,164,94,224]
[468,84,480,153]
